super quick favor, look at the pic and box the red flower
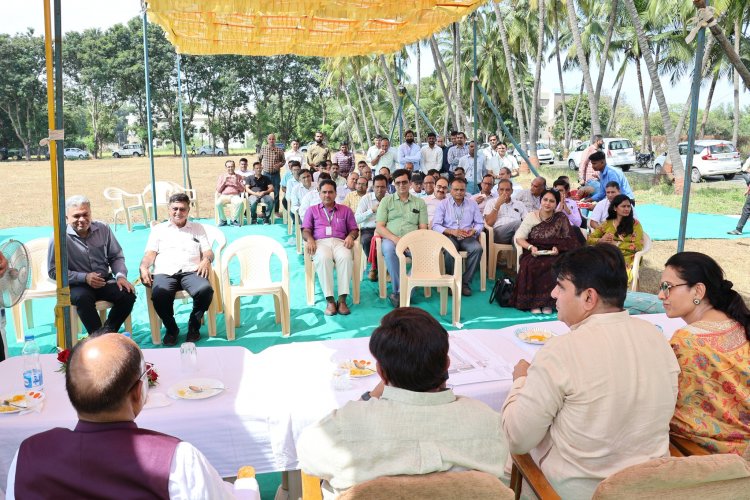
[722,381,737,395]
[57,349,70,364]
[146,362,159,387]
[701,400,716,414]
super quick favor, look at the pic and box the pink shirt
[216,173,244,195]
[302,203,358,241]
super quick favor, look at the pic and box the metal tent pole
[142,7,158,221]
[677,2,708,252]
[472,14,479,193]
[44,0,72,348]
[176,53,190,189]
[404,92,438,136]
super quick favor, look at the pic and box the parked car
[513,142,555,164]
[653,140,742,183]
[566,137,636,172]
[299,141,316,154]
[197,145,225,156]
[112,144,144,158]
[63,147,90,160]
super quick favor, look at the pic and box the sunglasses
[659,281,689,298]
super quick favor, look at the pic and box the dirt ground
[2,155,748,301]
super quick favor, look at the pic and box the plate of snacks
[514,327,554,345]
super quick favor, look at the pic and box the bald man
[6,334,233,499]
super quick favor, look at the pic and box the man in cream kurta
[502,245,679,499]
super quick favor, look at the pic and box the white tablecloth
[0,346,284,487]
[0,313,686,485]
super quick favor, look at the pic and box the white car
[513,142,554,164]
[197,145,225,156]
[112,144,144,158]
[566,137,636,172]
[653,140,742,183]
[63,147,89,160]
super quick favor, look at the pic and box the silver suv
[112,144,144,158]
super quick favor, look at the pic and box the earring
[693,298,701,305]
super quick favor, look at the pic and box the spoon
[188,385,224,393]
[2,400,28,410]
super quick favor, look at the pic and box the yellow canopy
[146,0,484,57]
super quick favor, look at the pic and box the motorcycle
[636,151,654,169]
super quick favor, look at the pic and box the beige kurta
[297,386,508,498]
[502,311,679,499]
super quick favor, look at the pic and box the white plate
[535,250,555,256]
[0,391,45,414]
[144,392,172,409]
[339,360,377,378]
[515,327,554,345]
[167,378,225,400]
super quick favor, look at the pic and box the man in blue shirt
[584,151,635,203]
[432,178,484,296]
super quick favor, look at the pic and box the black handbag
[489,272,515,307]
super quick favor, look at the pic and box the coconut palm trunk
[692,0,750,89]
[622,0,684,181]
[732,17,740,145]
[553,4,569,155]
[594,0,618,103]
[566,0,602,137]
[698,70,719,138]
[415,43,421,141]
[528,0,546,165]
[430,34,470,132]
[429,36,457,130]
[635,56,651,154]
[352,67,371,145]
[378,54,402,134]
[606,69,625,134]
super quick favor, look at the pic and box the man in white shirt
[139,193,214,346]
[369,137,397,172]
[366,135,381,162]
[472,174,497,211]
[484,179,527,244]
[496,142,519,176]
[425,177,449,228]
[483,134,500,176]
[355,174,389,281]
[513,176,546,212]
[397,129,421,171]
[420,132,442,174]
[336,172,359,203]
[291,169,314,215]
[330,163,346,187]
[298,307,508,499]
[237,157,253,182]
[281,160,302,213]
[458,141,486,192]
[6,333,233,499]
[589,181,621,230]
[502,245,679,499]
[284,139,304,167]
[299,173,330,219]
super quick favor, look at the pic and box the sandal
[530,308,542,314]
[542,307,553,315]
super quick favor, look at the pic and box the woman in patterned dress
[659,252,750,456]
[587,194,643,283]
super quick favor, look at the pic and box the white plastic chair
[166,181,199,217]
[396,230,462,325]
[221,235,291,339]
[215,191,248,226]
[103,187,149,231]
[484,223,516,280]
[303,239,361,306]
[202,225,227,313]
[10,238,57,342]
[630,231,652,292]
[70,301,134,342]
[143,181,177,222]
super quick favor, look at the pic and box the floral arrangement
[57,349,159,387]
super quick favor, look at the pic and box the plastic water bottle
[234,466,260,500]
[22,335,44,391]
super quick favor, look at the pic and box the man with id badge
[302,179,359,316]
[139,193,214,346]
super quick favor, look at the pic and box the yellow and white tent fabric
[146,0,484,56]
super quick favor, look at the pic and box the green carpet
[636,204,743,240]
[2,219,556,357]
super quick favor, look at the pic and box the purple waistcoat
[15,420,180,500]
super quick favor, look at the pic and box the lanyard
[454,202,464,227]
[323,206,335,225]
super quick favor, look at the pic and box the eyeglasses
[169,206,188,212]
[394,180,409,186]
[129,363,154,392]
[659,282,689,298]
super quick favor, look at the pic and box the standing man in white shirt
[420,132,442,174]
[483,134,500,177]
[369,137,398,172]
[284,139,304,168]
[366,136,381,162]
[397,129,421,171]
[496,142,520,177]
[139,193,214,346]
[355,174,389,281]
[502,245,679,499]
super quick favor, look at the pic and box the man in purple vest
[5,333,233,499]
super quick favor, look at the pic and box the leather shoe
[324,301,338,316]
[163,332,178,346]
[389,293,400,308]
[461,285,472,296]
[368,269,378,282]
[337,301,351,315]
[728,229,742,235]
[218,220,228,227]
[186,329,201,342]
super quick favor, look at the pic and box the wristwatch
[360,391,372,401]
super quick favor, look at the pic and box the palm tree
[692,0,750,89]
[622,0,684,180]
[527,0,546,166]
[565,0,601,136]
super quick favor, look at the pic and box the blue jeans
[381,238,401,294]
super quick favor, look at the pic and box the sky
[5,0,745,113]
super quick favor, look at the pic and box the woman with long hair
[512,189,583,314]
[587,194,643,283]
[659,251,750,456]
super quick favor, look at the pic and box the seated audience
[587,194,643,283]
[376,169,428,307]
[658,251,750,456]
[299,173,331,219]
[280,160,302,212]
[432,178,484,296]
[48,195,135,335]
[336,172,359,203]
[589,181,620,230]
[140,193,214,346]
[484,179,527,244]
[297,307,508,499]
[244,161,275,225]
[355,175,389,281]
[491,167,522,195]
[330,163,346,188]
[343,175,368,214]
[421,173,436,198]
[513,176,545,212]
[409,173,427,198]
[552,178,582,227]
[473,174,496,211]
[378,167,396,193]
[6,333,233,498]
[512,189,582,314]
[290,169,315,216]
[502,245,679,499]
[215,159,245,226]
[425,177,449,228]
[302,179,359,316]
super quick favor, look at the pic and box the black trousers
[69,281,136,334]
[151,272,213,335]
[360,228,376,258]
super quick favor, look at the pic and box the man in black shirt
[245,161,275,224]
